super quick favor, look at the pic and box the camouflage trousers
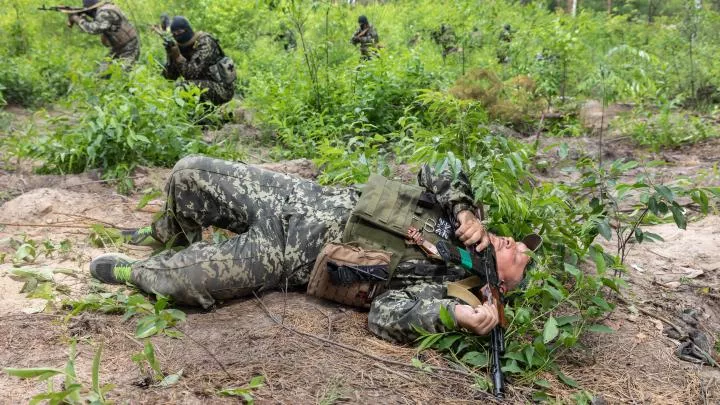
[98,38,140,75]
[131,156,359,308]
[186,79,235,106]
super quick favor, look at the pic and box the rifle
[150,14,186,64]
[38,1,106,14]
[352,27,370,41]
[405,225,506,397]
[436,240,506,398]
[150,17,173,43]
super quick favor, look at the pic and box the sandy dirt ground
[1,107,719,403]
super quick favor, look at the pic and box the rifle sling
[447,276,483,307]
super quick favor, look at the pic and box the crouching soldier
[67,0,139,72]
[162,16,236,106]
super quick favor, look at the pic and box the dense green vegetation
[2,0,720,399]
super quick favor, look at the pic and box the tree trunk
[607,0,612,14]
[572,0,578,16]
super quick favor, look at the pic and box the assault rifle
[436,240,507,398]
[38,1,106,14]
[405,226,506,397]
[351,27,370,43]
[150,13,185,63]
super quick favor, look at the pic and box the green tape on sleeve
[459,248,473,270]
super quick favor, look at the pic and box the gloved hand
[163,37,176,51]
[67,13,82,27]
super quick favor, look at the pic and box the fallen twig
[618,296,686,339]
[179,327,234,380]
[373,362,422,384]
[252,292,476,380]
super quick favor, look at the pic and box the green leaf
[643,232,664,242]
[596,219,612,241]
[556,370,579,388]
[11,267,54,282]
[634,228,644,243]
[416,333,443,352]
[248,375,265,388]
[136,317,166,339]
[156,369,183,388]
[558,142,569,159]
[436,334,462,350]
[3,367,63,380]
[27,282,54,300]
[92,343,103,395]
[555,315,581,326]
[654,185,674,201]
[670,203,687,230]
[501,360,523,374]
[543,317,559,344]
[586,324,614,334]
[460,351,489,367]
[534,379,551,389]
[439,305,455,330]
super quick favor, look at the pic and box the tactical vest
[99,4,137,50]
[341,174,458,280]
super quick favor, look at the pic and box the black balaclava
[358,15,368,28]
[83,0,99,18]
[170,16,195,44]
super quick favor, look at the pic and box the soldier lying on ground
[162,16,236,106]
[67,0,139,72]
[90,156,540,343]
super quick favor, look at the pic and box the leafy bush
[23,65,209,188]
[616,103,720,150]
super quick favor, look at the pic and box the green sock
[112,265,133,283]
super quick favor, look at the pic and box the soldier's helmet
[358,15,368,26]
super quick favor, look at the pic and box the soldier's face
[172,28,186,41]
[490,234,530,292]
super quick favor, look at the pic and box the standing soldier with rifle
[351,15,379,60]
[63,0,139,72]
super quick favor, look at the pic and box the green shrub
[26,65,209,187]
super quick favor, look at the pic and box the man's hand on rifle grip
[454,302,499,336]
[455,210,490,252]
[67,13,82,27]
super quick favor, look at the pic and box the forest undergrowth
[1,0,720,401]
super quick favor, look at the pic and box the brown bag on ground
[307,243,392,309]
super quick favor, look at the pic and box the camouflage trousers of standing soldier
[130,156,359,309]
[98,38,140,75]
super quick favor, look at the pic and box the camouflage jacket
[77,4,137,51]
[351,25,379,53]
[163,32,224,82]
[367,165,476,344]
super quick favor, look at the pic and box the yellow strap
[447,276,483,307]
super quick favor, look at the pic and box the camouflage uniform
[130,155,473,343]
[431,24,459,59]
[77,4,139,70]
[163,33,235,105]
[351,25,379,59]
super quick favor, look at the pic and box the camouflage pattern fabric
[163,33,234,105]
[77,5,139,68]
[431,24,459,58]
[129,156,474,343]
[351,25,379,59]
[131,155,358,308]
